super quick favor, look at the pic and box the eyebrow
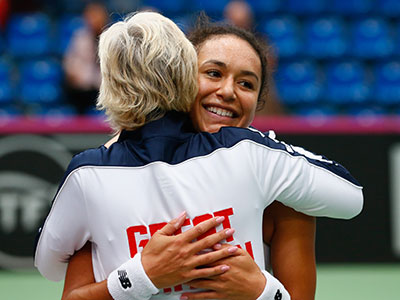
[202,59,259,82]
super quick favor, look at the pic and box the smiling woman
[190,34,261,133]
[186,20,318,300]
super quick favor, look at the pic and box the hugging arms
[35,12,363,300]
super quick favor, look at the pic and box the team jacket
[34,111,363,298]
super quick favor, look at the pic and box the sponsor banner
[0,134,107,270]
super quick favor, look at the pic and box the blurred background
[1,0,400,116]
[0,0,399,299]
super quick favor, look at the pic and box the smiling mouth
[204,106,237,118]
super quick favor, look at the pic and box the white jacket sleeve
[274,156,363,219]
[253,134,363,219]
[34,169,90,281]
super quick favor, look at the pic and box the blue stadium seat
[287,0,327,15]
[260,16,301,58]
[18,59,63,105]
[0,106,22,117]
[396,21,400,55]
[346,105,387,116]
[276,61,321,105]
[57,15,85,54]
[7,13,52,59]
[0,34,4,54]
[171,15,193,34]
[304,17,347,58]
[191,0,229,18]
[295,105,338,116]
[324,61,370,104]
[0,60,14,104]
[55,0,86,15]
[376,0,400,16]
[351,18,394,59]
[29,105,77,117]
[86,106,107,118]
[331,0,373,15]
[141,0,189,16]
[247,0,282,16]
[373,61,400,105]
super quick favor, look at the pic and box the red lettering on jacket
[245,241,254,259]
[174,284,183,292]
[126,208,238,258]
[126,225,148,258]
[236,241,254,260]
[213,208,234,242]
[149,222,167,236]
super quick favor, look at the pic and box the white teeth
[206,106,233,118]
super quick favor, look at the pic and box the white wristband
[257,270,291,300]
[107,253,159,300]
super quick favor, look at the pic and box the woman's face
[190,34,261,133]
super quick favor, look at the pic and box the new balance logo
[118,270,132,289]
[274,289,282,300]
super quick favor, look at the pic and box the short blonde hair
[97,12,198,131]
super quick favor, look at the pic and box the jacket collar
[118,111,196,142]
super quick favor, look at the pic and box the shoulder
[66,146,107,175]
[64,139,142,174]
[216,126,361,187]
[212,126,289,152]
[177,126,285,163]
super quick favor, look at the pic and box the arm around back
[250,132,364,219]
[264,202,316,300]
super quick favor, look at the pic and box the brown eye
[239,80,254,89]
[206,70,221,78]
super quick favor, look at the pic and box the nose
[217,77,236,102]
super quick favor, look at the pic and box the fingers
[190,228,235,254]
[192,245,239,269]
[213,243,246,254]
[180,291,221,300]
[184,278,220,291]
[212,243,222,250]
[186,263,230,281]
[181,216,226,242]
[158,211,187,236]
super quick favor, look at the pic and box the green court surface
[0,264,399,299]
[315,264,400,299]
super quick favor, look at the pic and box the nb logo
[118,270,132,289]
[274,289,282,300]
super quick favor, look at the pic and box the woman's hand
[180,245,266,300]
[141,212,240,289]
[62,212,239,300]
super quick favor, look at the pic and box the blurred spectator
[223,0,254,30]
[0,0,10,29]
[224,0,285,115]
[63,1,108,114]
